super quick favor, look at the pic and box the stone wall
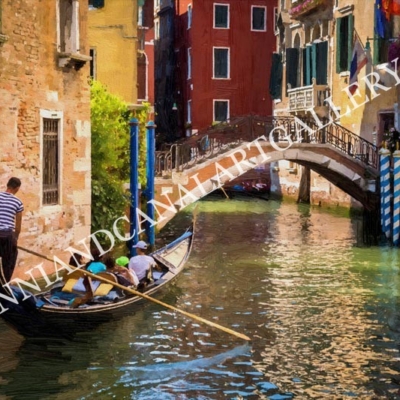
[0,1,91,279]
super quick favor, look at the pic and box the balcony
[289,0,330,20]
[288,79,330,117]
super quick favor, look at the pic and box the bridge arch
[154,140,379,228]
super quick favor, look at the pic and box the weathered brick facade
[0,1,91,279]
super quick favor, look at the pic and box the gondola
[0,224,194,339]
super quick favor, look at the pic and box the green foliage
[90,82,151,244]
[132,102,151,187]
[90,80,130,236]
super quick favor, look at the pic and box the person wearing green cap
[103,254,139,287]
[116,256,129,267]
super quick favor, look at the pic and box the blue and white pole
[380,147,391,240]
[393,149,400,245]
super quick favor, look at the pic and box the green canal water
[1,198,400,399]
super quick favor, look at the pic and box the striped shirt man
[0,192,24,231]
[0,177,23,283]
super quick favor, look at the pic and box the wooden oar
[17,245,251,341]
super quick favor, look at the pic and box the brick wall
[0,1,91,279]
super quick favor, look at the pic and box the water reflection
[0,199,400,399]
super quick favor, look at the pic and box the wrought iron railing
[155,115,378,177]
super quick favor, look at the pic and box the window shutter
[311,43,317,81]
[316,41,328,85]
[303,46,311,86]
[269,53,283,99]
[347,14,354,71]
[93,0,105,8]
[286,48,299,91]
[336,17,342,73]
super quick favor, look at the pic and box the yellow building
[88,0,139,106]
[271,0,400,207]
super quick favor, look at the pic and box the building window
[89,48,96,79]
[89,0,104,8]
[187,100,192,123]
[252,6,266,31]
[336,14,354,73]
[214,100,229,122]
[58,0,80,53]
[137,53,147,101]
[213,47,230,79]
[187,47,192,79]
[155,19,160,39]
[138,5,143,26]
[214,4,229,29]
[42,113,62,206]
[188,4,192,29]
[274,7,279,35]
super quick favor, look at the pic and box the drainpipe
[129,118,139,256]
[145,121,156,248]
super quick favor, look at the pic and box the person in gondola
[103,254,139,288]
[85,247,106,274]
[69,253,85,268]
[0,177,24,284]
[128,241,157,290]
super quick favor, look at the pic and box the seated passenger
[85,247,106,274]
[103,254,139,288]
[128,241,157,289]
[69,253,85,268]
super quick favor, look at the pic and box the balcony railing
[288,79,330,116]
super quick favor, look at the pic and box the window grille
[43,118,59,205]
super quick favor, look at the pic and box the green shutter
[347,14,354,71]
[311,43,317,82]
[286,48,299,92]
[269,53,283,99]
[316,41,328,85]
[304,46,311,86]
[302,48,307,86]
[336,17,342,73]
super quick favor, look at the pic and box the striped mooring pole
[393,150,400,245]
[380,147,392,240]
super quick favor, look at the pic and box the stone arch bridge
[153,115,379,229]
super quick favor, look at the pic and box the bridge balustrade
[155,115,378,177]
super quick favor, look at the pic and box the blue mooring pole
[145,121,156,247]
[380,147,391,240]
[393,149,400,245]
[129,118,139,256]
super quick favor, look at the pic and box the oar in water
[17,245,251,341]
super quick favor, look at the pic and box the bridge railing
[155,115,378,177]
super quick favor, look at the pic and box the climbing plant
[90,80,130,236]
[90,81,150,241]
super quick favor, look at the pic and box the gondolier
[0,177,24,283]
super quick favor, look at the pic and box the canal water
[1,198,400,399]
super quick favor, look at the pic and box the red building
[174,0,276,135]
